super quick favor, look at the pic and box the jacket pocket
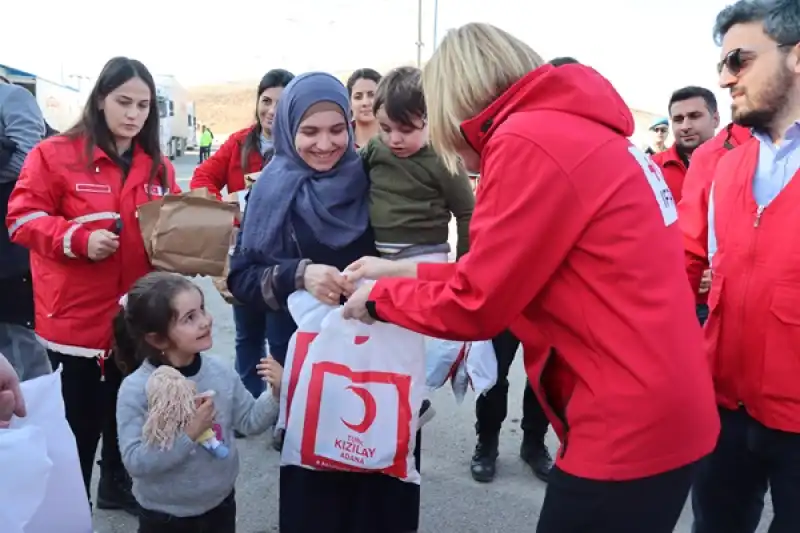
[534,348,572,458]
[762,284,800,402]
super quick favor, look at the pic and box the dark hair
[714,0,800,46]
[66,57,166,191]
[112,272,200,375]
[549,56,580,66]
[240,68,295,170]
[668,86,719,115]
[346,68,382,96]
[372,67,425,129]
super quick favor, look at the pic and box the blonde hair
[422,23,544,173]
[142,366,198,450]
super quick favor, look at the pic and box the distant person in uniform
[199,125,214,162]
[646,117,670,155]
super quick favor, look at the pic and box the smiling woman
[227,72,422,533]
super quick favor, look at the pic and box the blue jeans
[692,407,800,533]
[233,304,268,398]
[265,310,297,366]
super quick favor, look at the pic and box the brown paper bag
[138,188,218,259]
[211,227,239,304]
[149,195,239,277]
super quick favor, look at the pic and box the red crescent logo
[341,385,377,433]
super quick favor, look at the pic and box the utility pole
[416,0,424,67]
[433,0,439,49]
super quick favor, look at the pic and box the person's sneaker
[470,434,499,483]
[95,462,139,516]
[418,399,436,428]
[520,435,553,482]
[271,429,285,452]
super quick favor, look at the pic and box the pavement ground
[92,153,773,532]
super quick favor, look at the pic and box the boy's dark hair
[113,272,200,375]
[372,66,425,129]
[549,56,580,67]
[668,86,718,115]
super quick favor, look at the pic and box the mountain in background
[187,65,417,136]
[188,66,663,149]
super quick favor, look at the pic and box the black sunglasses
[718,42,798,76]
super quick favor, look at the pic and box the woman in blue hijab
[227,72,421,533]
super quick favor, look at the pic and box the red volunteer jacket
[651,143,687,204]
[680,124,752,301]
[367,65,719,481]
[704,138,800,433]
[190,126,265,199]
[6,135,179,357]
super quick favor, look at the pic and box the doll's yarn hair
[142,365,197,450]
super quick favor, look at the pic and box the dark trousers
[279,431,422,533]
[138,491,236,533]
[198,146,211,162]
[692,407,800,533]
[265,309,297,366]
[537,462,694,533]
[0,271,34,328]
[232,303,267,397]
[49,350,123,497]
[475,330,549,440]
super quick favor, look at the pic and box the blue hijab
[240,72,370,262]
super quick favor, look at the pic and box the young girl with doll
[114,272,282,532]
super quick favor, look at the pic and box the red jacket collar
[658,143,686,170]
[459,68,553,154]
[459,64,634,154]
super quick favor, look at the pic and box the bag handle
[319,307,373,340]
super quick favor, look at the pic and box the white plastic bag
[0,369,92,533]
[424,338,466,391]
[276,291,336,431]
[465,340,498,396]
[282,306,426,484]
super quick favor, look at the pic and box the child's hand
[185,396,216,441]
[257,355,283,398]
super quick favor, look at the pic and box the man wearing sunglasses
[645,117,669,156]
[691,1,800,532]
[652,86,720,204]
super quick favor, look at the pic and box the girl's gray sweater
[116,355,278,517]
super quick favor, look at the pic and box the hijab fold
[240,72,370,263]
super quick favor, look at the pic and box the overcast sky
[5,0,732,120]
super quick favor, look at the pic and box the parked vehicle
[0,63,82,132]
[154,75,197,159]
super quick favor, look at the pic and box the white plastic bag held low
[276,292,336,431]
[282,308,426,484]
[0,369,92,533]
[465,340,498,396]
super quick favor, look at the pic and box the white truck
[0,63,83,133]
[154,75,197,159]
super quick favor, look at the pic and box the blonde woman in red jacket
[190,70,293,439]
[343,23,719,533]
[6,56,179,513]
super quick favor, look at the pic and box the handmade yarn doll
[142,365,229,459]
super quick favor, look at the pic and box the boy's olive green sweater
[360,137,474,258]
